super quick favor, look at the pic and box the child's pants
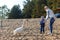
[40,23,45,33]
[50,17,55,33]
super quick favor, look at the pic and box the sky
[0,0,26,10]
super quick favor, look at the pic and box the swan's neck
[22,20,25,27]
[22,25,24,27]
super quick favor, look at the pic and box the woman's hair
[44,6,49,9]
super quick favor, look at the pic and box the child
[40,16,45,34]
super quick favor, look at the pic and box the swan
[13,19,25,35]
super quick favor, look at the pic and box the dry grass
[0,18,60,40]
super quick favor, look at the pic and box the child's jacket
[40,19,45,25]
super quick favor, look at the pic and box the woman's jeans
[50,17,55,33]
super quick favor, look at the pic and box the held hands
[45,18,48,22]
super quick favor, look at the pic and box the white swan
[13,19,25,35]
